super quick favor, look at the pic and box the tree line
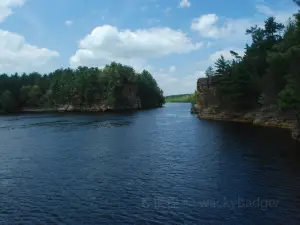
[205,0,300,123]
[165,94,196,103]
[0,62,165,112]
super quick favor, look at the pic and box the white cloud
[149,68,202,95]
[0,30,60,73]
[0,0,24,23]
[206,42,215,48]
[70,25,203,69]
[70,25,205,95]
[0,0,60,73]
[65,20,73,26]
[179,0,191,8]
[169,65,176,73]
[191,14,220,38]
[255,4,295,23]
[193,48,245,74]
[191,4,296,40]
[256,4,274,16]
[209,48,245,62]
[191,13,254,41]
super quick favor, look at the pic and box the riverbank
[15,104,163,114]
[21,104,111,113]
[194,106,300,141]
[165,94,194,103]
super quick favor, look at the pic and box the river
[1,103,300,224]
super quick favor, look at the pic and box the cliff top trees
[202,3,300,111]
[0,62,165,112]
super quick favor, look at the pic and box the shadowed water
[0,103,300,224]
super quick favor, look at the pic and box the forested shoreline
[202,0,300,125]
[165,94,196,103]
[0,62,165,113]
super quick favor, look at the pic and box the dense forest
[165,94,196,103]
[204,0,300,123]
[0,62,165,112]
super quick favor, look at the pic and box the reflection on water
[0,118,132,131]
[0,103,300,224]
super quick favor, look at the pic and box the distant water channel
[1,103,300,224]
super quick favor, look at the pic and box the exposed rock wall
[194,77,300,141]
[21,103,142,113]
[197,105,300,141]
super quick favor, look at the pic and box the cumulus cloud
[0,0,24,23]
[0,30,59,73]
[209,48,245,62]
[70,25,203,69]
[65,20,73,26]
[191,13,254,41]
[179,0,191,8]
[149,68,202,95]
[191,4,296,40]
[191,14,220,38]
[193,48,245,75]
[0,0,60,73]
[255,4,295,23]
[70,24,205,95]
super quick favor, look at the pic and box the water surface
[1,103,300,224]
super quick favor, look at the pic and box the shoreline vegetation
[0,62,165,114]
[165,93,196,103]
[192,0,300,141]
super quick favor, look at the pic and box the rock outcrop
[193,76,300,141]
[57,104,110,112]
[22,104,130,113]
[197,105,300,141]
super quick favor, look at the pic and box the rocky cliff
[21,103,141,113]
[193,78,300,141]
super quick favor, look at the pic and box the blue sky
[0,0,297,95]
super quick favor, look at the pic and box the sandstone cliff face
[22,103,142,113]
[196,105,300,141]
[194,77,300,141]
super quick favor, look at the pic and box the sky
[0,0,297,95]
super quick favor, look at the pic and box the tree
[230,51,242,62]
[0,90,17,112]
[205,66,214,87]
[28,85,42,107]
[0,62,164,112]
[293,0,300,7]
[214,55,231,76]
[20,85,32,106]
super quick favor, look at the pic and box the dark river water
[1,103,300,224]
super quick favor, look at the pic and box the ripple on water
[10,119,133,131]
[1,104,300,224]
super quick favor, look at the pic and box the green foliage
[136,70,165,108]
[205,66,214,78]
[190,92,197,104]
[0,62,164,112]
[0,90,17,112]
[214,56,231,77]
[293,0,300,7]
[165,93,195,103]
[204,3,300,115]
[278,86,300,110]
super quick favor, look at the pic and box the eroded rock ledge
[21,104,140,113]
[197,106,300,141]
